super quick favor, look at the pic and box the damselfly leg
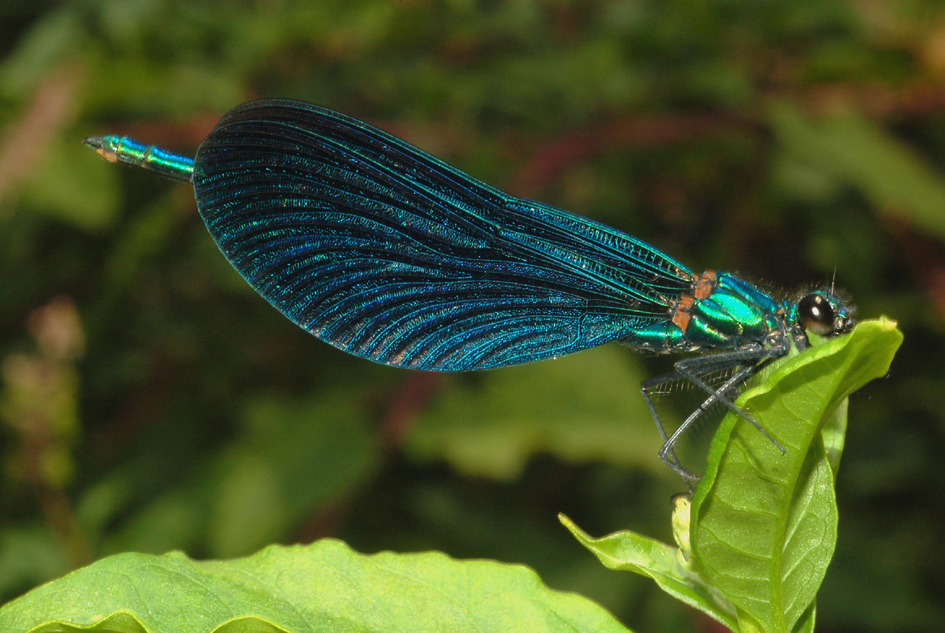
[641,340,790,484]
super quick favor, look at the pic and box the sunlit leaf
[564,319,902,633]
[560,514,739,631]
[692,318,902,633]
[0,540,630,633]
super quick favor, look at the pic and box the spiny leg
[641,342,790,484]
[640,375,686,479]
[658,361,764,482]
[641,349,764,454]
[671,339,792,457]
[676,354,789,460]
[643,359,759,483]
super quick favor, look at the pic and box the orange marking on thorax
[672,295,695,331]
[694,270,716,299]
[671,270,717,333]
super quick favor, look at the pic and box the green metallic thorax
[685,273,782,345]
[627,271,787,353]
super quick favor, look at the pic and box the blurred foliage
[0,1,943,632]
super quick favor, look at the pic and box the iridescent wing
[193,99,693,370]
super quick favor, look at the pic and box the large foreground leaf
[691,318,902,633]
[0,539,630,633]
[565,318,902,633]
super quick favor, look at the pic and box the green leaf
[691,318,903,633]
[562,319,901,632]
[0,540,630,633]
[560,513,739,631]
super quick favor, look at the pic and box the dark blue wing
[192,99,694,370]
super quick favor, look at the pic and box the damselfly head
[795,289,855,338]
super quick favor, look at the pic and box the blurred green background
[1,1,943,631]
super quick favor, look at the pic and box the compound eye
[798,294,835,336]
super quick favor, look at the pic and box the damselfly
[85,100,855,481]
